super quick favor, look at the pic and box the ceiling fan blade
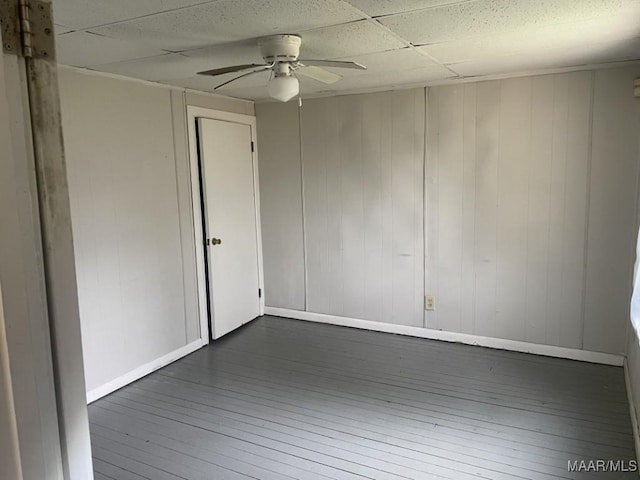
[198,63,269,77]
[298,59,367,70]
[213,67,271,90]
[296,66,342,84]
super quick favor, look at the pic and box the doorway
[187,107,264,342]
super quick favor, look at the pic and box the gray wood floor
[90,316,637,480]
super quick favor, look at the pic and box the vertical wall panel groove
[298,106,309,312]
[584,66,640,354]
[426,67,637,354]
[301,90,424,327]
[60,70,196,391]
[428,72,592,349]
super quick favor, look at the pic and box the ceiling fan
[197,34,366,102]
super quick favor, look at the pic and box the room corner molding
[86,339,204,404]
[265,307,625,366]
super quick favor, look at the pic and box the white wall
[258,89,425,326]
[58,68,253,398]
[586,66,640,354]
[256,102,306,310]
[257,64,640,355]
[623,64,640,455]
[427,72,591,347]
[427,66,640,354]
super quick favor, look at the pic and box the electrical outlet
[425,295,435,311]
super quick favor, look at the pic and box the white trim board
[265,307,624,366]
[86,339,203,404]
[624,359,640,464]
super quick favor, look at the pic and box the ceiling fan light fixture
[267,74,299,102]
[197,34,367,100]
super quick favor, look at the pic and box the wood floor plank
[90,405,345,480]
[124,377,577,479]
[154,365,631,463]
[243,322,629,400]
[93,434,252,480]
[97,395,444,480]
[93,458,151,480]
[134,374,583,467]
[258,318,623,381]
[108,387,540,480]
[94,472,114,480]
[181,343,631,426]
[90,316,636,480]
[91,444,185,480]
[159,361,634,456]
[242,320,629,401]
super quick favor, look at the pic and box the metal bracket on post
[0,0,54,59]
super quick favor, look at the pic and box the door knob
[210,238,222,245]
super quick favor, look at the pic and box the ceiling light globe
[267,75,299,102]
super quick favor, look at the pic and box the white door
[198,118,261,339]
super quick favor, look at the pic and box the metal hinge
[258,288,262,298]
[1,0,55,59]
[251,141,255,153]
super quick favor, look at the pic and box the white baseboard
[86,339,204,404]
[265,307,624,366]
[624,359,640,465]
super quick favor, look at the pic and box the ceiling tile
[334,48,439,77]
[94,53,214,81]
[53,0,640,100]
[334,64,454,89]
[346,0,472,17]
[448,37,640,76]
[182,42,265,67]
[254,64,453,99]
[379,0,640,45]
[169,69,272,91]
[299,20,406,60]
[419,13,640,64]
[51,0,218,30]
[55,32,165,67]
[55,24,74,35]
[92,0,366,52]
[163,76,218,92]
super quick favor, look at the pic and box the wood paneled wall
[59,68,257,395]
[301,91,425,326]
[60,70,193,392]
[258,65,640,355]
[426,73,592,348]
[428,66,640,354]
[258,89,425,326]
[585,66,640,354]
[256,102,306,310]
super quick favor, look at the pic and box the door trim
[187,106,265,345]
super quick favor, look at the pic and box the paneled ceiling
[53,0,640,101]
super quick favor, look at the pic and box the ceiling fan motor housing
[259,34,302,63]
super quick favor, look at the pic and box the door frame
[187,106,265,344]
